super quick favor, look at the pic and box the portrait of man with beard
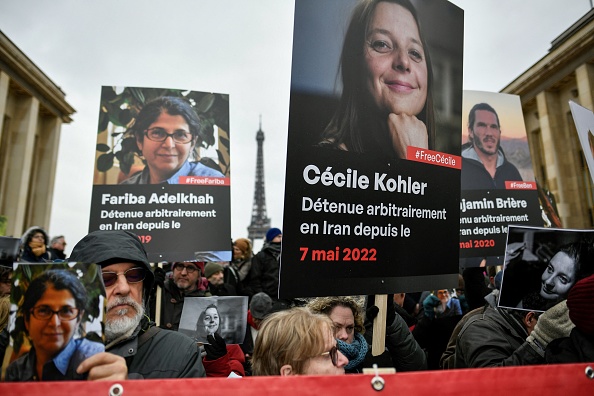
[461,102,523,190]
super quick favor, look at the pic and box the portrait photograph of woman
[178,296,247,345]
[94,86,230,185]
[3,263,105,381]
[499,226,594,312]
[289,0,463,158]
[279,0,463,298]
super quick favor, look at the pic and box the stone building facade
[0,31,75,236]
[502,9,594,228]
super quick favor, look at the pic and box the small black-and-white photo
[499,225,594,312]
[178,295,248,344]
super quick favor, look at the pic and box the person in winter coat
[152,261,244,377]
[308,295,426,373]
[249,228,289,310]
[546,274,594,363]
[69,230,206,380]
[20,226,52,263]
[232,238,254,297]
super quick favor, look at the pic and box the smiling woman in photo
[120,96,223,184]
[320,0,435,159]
[196,304,222,342]
[6,270,103,381]
[540,242,594,302]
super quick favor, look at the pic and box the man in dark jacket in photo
[461,102,523,190]
[70,230,206,380]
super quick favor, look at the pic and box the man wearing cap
[70,230,205,379]
[153,261,244,377]
[249,228,288,309]
[155,261,211,331]
[205,262,237,296]
[241,292,273,375]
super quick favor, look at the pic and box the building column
[0,71,9,143]
[3,95,39,236]
[28,115,62,229]
[576,63,594,111]
[536,90,588,228]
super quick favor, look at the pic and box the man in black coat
[70,230,206,380]
[249,228,290,310]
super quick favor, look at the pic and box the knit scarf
[336,332,368,369]
[29,241,46,257]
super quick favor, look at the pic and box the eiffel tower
[247,116,271,241]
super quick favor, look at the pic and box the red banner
[1,363,592,396]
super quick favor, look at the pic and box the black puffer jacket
[249,242,281,299]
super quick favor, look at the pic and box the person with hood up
[20,226,52,263]
[248,228,289,310]
[69,230,205,379]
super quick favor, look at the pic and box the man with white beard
[70,230,205,379]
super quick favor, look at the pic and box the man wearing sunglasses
[70,230,205,380]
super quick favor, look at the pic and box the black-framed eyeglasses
[30,305,79,321]
[174,264,199,274]
[144,128,193,144]
[102,267,146,287]
[320,345,339,367]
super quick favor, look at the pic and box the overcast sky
[0,0,590,254]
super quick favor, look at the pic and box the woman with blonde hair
[252,308,348,376]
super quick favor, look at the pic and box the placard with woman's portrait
[3,262,105,381]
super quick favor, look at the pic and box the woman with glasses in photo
[5,269,104,381]
[120,96,224,184]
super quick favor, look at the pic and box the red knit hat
[567,274,594,337]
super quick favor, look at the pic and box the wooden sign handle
[154,262,163,327]
[371,294,387,356]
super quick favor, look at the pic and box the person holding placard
[70,230,206,379]
[319,0,435,159]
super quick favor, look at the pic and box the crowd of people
[1,223,593,382]
[1,0,593,384]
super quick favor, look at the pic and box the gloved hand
[366,295,396,326]
[204,333,227,361]
[526,300,575,357]
[153,267,166,288]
